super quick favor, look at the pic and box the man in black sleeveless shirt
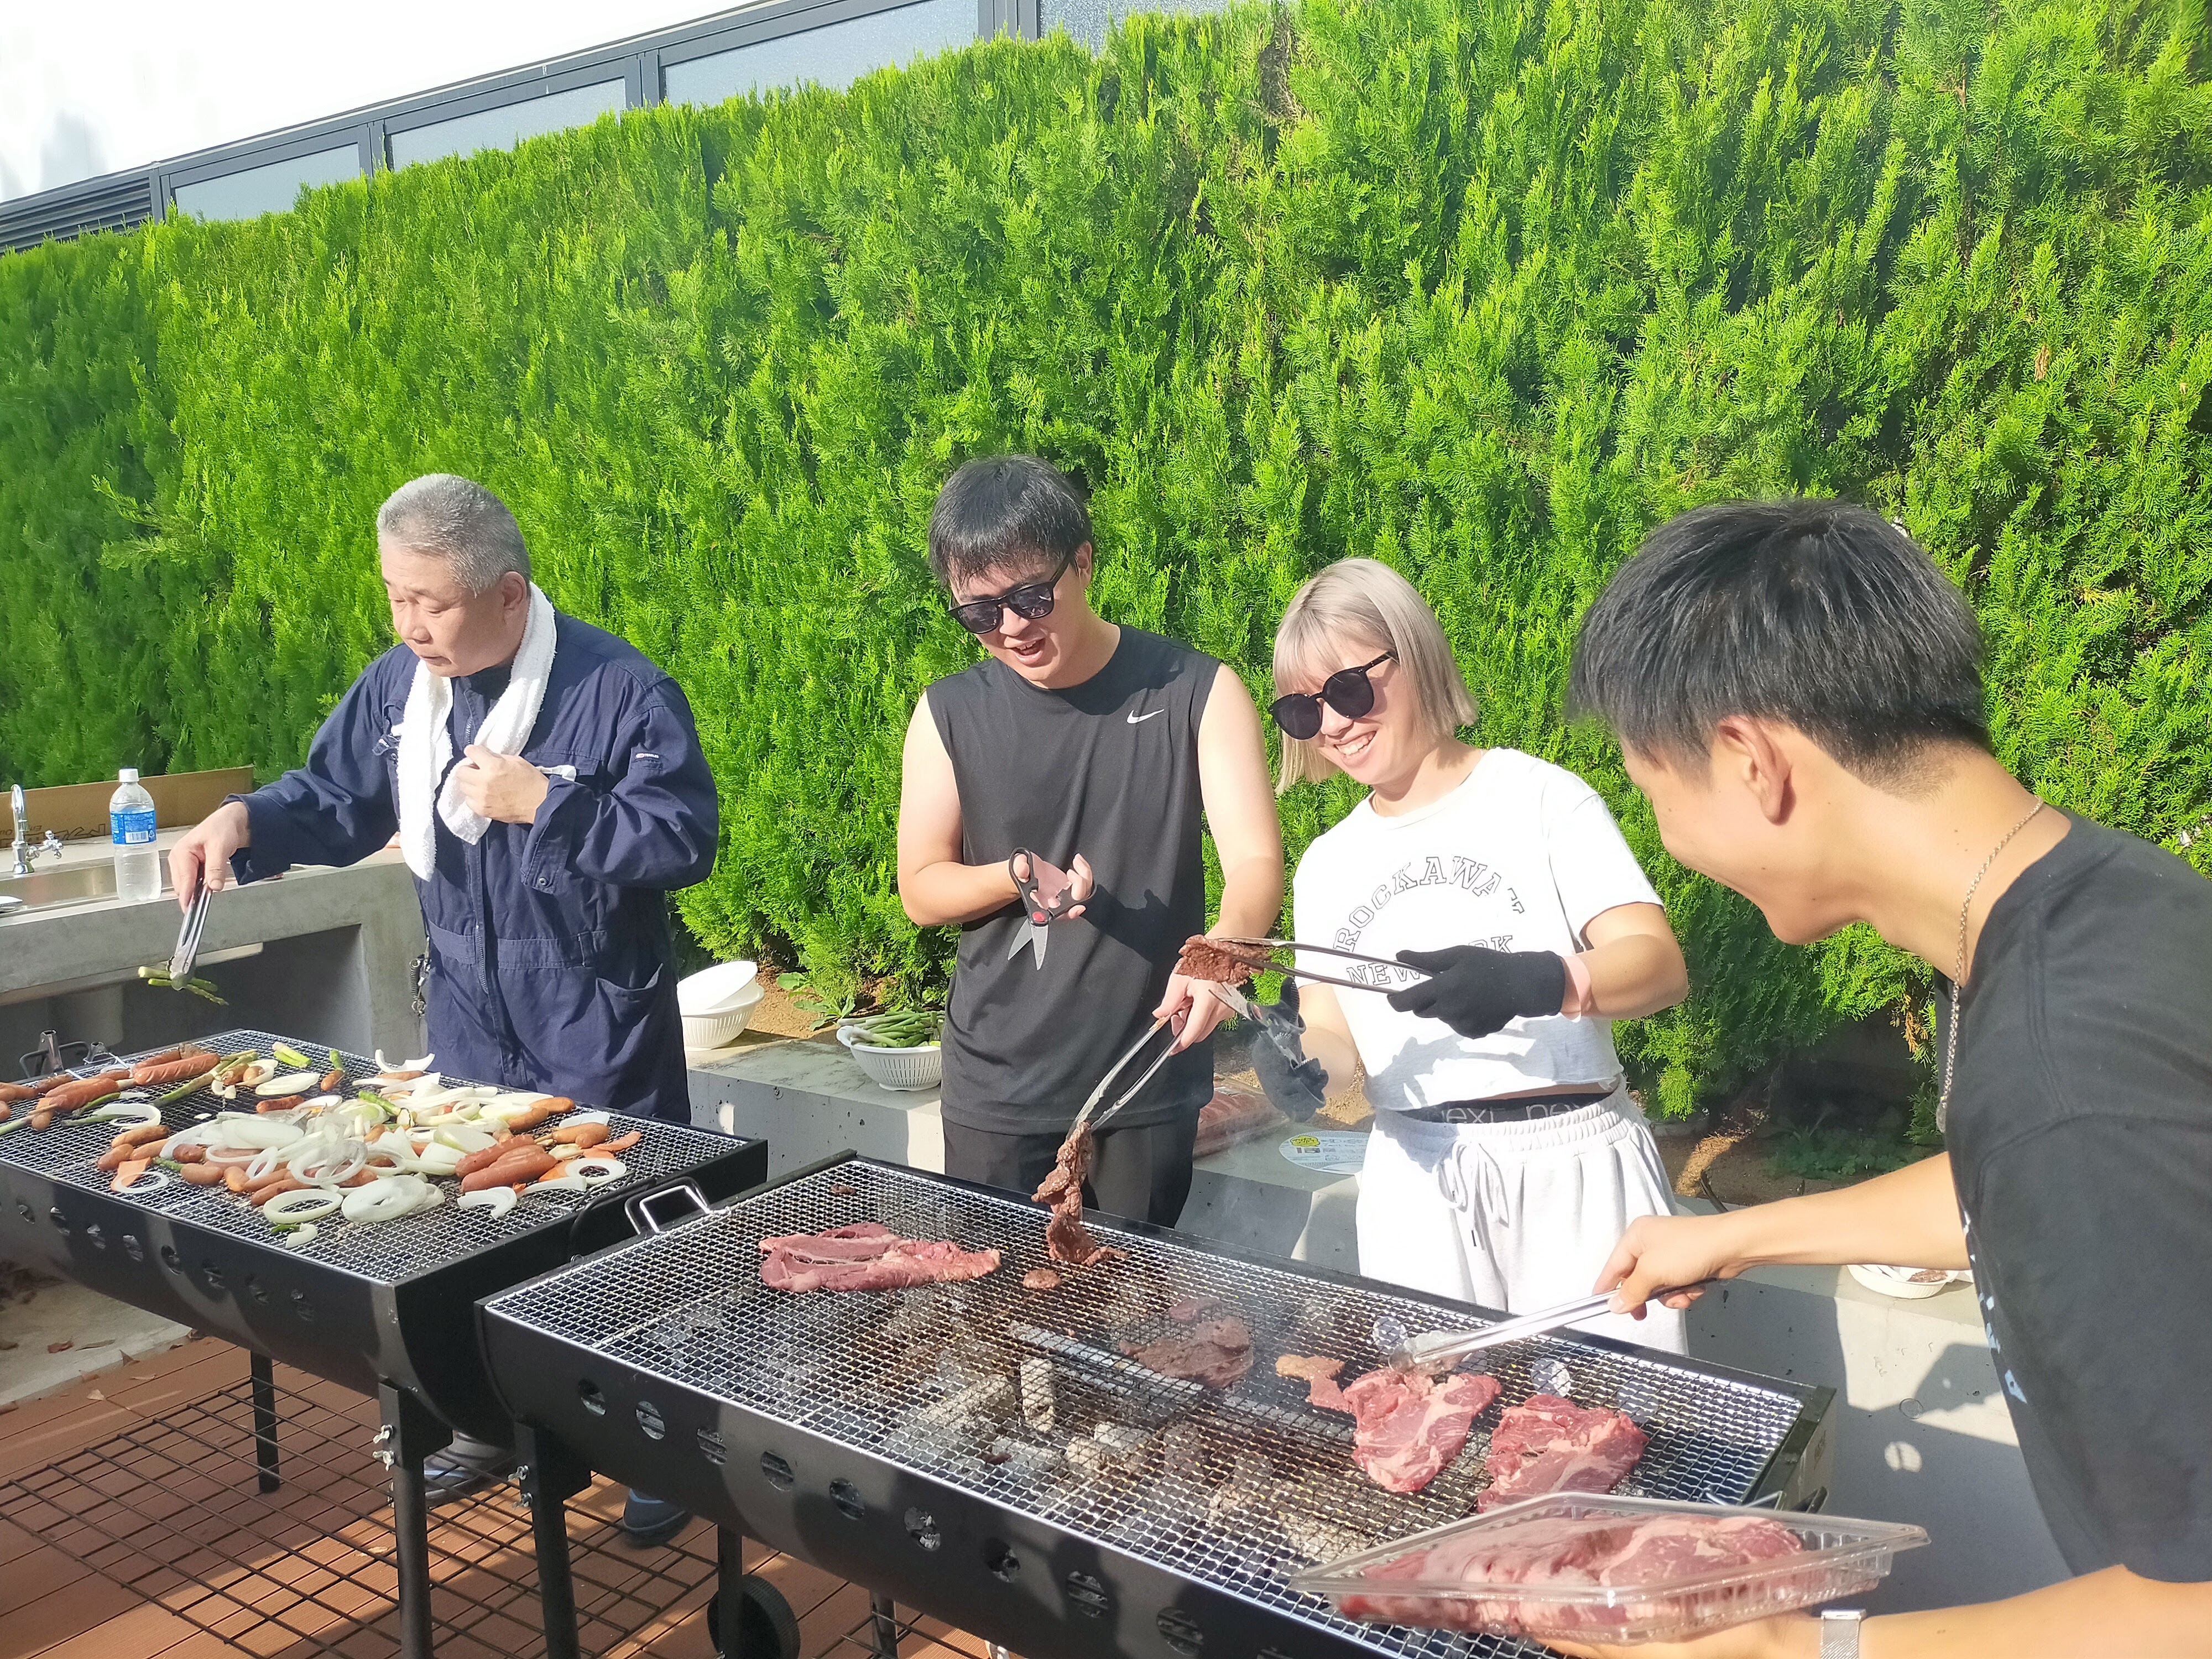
[898,456,1282,1225]
[1551,501,2212,1659]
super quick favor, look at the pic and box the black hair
[926,455,1092,588]
[1568,499,1989,782]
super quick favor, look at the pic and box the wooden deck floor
[0,1339,989,1659]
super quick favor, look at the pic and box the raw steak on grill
[1479,1392,1649,1509]
[758,1222,1001,1292]
[1335,1510,1805,1637]
[1282,1356,1503,1493]
[1118,1295,1254,1389]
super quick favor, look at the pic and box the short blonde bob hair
[1272,559,1478,792]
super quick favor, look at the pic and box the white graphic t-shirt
[1291,748,1662,1111]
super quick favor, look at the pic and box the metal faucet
[9,784,64,877]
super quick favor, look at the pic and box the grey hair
[375,474,530,593]
[1272,559,1479,792]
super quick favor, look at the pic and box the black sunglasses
[947,555,1072,636]
[1269,651,1396,739]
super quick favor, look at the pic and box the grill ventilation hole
[697,1428,726,1465]
[1065,1572,1110,1619]
[985,1542,1019,1583]
[85,1224,105,1250]
[903,1508,941,1551]
[201,1262,225,1291]
[15,1202,30,1223]
[247,1275,268,1303]
[759,1451,795,1490]
[637,1400,666,1440]
[578,1380,607,1417]
[291,1288,313,1322]
[159,1245,182,1274]
[1156,1610,1203,1656]
[830,1479,865,1520]
[123,1235,143,1262]
[48,1207,69,1234]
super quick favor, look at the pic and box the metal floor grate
[0,1365,721,1659]
[488,1161,1811,1659]
[0,1029,734,1282]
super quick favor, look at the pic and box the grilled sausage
[172,1142,205,1164]
[180,1162,228,1185]
[318,1067,346,1093]
[97,1143,137,1172]
[131,1049,216,1088]
[549,1121,609,1149]
[0,1081,37,1104]
[29,1109,55,1130]
[453,1144,517,1180]
[26,1071,74,1095]
[115,1123,172,1148]
[0,1103,10,1124]
[41,1072,132,1114]
[224,1167,251,1194]
[250,1177,310,1207]
[255,1096,305,1114]
[598,1130,642,1155]
[460,1150,554,1193]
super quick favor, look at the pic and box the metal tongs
[1211,936,1434,996]
[1375,1281,1715,1373]
[168,875,212,990]
[1067,1017,1180,1139]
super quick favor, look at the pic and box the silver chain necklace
[1937,799,2047,1134]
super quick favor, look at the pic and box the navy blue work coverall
[230,613,717,1122]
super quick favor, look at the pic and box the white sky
[0,2,740,201]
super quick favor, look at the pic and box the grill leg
[868,1593,900,1659]
[248,1350,280,1494]
[377,1383,452,1659]
[515,1424,590,1659]
[718,1527,749,1659]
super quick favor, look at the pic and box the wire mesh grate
[487,1160,1814,1659]
[0,1030,736,1284]
[0,1363,723,1659]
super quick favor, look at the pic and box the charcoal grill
[481,1155,1835,1659]
[0,1028,766,1658]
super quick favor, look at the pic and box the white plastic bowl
[679,959,760,1016]
[679,960,764,1049]
[837,1026,943,1092]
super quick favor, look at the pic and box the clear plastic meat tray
[1287,1493,1927,1646]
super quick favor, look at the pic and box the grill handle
[624,1179,712,1237]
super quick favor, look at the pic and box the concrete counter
[0,834,425,1066]
[689,1033,2070,1613]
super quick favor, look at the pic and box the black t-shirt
[1941,812,2212,1582]
[927,628,1217,1134]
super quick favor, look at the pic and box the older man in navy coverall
[170,473,714,1538]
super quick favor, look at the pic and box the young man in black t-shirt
[895,455,1282,1225]
[1550,500,2211,1658]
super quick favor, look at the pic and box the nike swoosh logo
[1127,709,1164,724]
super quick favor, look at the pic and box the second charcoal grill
[481,1155,1836,1659]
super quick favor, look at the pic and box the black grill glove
[1385,946,1568,1040]
[1248,980,1326,1122]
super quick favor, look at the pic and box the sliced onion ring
[457,1187,518,1219]
[264,1190,343,1227]
[565,1156,628,1186]
[342,1175,432,1222]
[283,1223,320,1249]
[114,1166,168,1194]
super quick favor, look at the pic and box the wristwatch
[1819,1609,1865,1658]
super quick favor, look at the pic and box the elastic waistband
[1394,1089,1616,1124]
[1378,1085,1642,1152]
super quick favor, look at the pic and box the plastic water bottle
[110,768,160,902]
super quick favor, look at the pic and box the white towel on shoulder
[396,584,558,880]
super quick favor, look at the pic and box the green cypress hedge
[3,0,2209,1112]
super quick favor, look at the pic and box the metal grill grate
[0,1030,732,1283]
[487,1161,1809,1659]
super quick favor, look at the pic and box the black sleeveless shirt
[927,628,1218,1133]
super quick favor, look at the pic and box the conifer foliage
[2,0,2208,1109]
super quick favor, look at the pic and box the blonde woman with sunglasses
[1256,559,1691,1350]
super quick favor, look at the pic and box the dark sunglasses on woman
[1269,651,1395,739]
[946,554,1072,635]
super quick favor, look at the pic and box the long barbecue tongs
[1211,936,1434,996]
[168,876,212,989]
